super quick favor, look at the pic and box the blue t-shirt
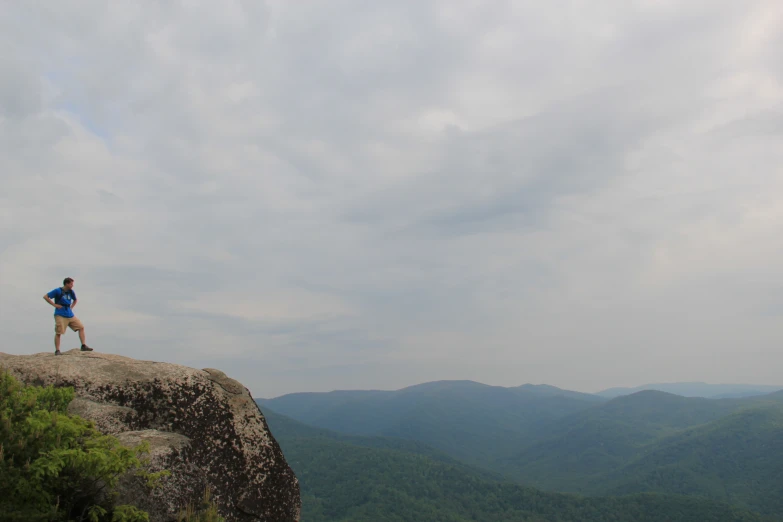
[48,287,77,318]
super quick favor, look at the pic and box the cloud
[1,0,782,397]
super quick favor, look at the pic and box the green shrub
[0,368,157,521]
[176,487,225,522]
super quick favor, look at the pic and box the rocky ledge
[0,349,301,522]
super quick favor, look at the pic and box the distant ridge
[257,379,783,518]
[513,383,605,402]
[263,380,783,402]
[257,379,604,466]
[596,382,783,399]
[261,380,602,400]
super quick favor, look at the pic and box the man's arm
[71,298,77,309]
[43,294,63,309]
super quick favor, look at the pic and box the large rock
[0,349,301,522]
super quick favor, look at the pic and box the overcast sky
[1,1,782,398]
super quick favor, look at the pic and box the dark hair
[63,277,74,285]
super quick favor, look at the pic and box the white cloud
[1,0,781,397]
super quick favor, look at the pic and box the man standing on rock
[43,277,94,355]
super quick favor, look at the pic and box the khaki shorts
[55,315,84,335]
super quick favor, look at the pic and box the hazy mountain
[261,407,472,469]
[258,380,602,466]
[258,382,783,519]
[497,390,778,491]
[599,404,783,516]
[260,406,771,522]
[596,382,783,399]
[511,383,605,402]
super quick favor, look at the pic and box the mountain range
[257,380,783,518]
[261,407,772,522]
[595,382,783,399]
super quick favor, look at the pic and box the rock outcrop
[0,349,301,522]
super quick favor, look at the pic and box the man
[43,277,94,355]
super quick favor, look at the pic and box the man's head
[63,277,74,290]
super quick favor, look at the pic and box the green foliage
[0,369,156,522]
[598,405,783,515]
[261,386,783,517]
[287,440,769,522]
[493,399,783,515]
[264,408,772,522]
[176,487,224,522]
[258,385,782,473]
[86,505,148,522]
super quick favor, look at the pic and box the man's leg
[72,317,93,351]
[54,317,64,354]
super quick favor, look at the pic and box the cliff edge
[0,349,301,522]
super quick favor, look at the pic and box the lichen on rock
[0,349,301,522]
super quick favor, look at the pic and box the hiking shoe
[80,345,94,352]
[55,350,62,356]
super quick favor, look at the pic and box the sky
[1,1,782,399]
